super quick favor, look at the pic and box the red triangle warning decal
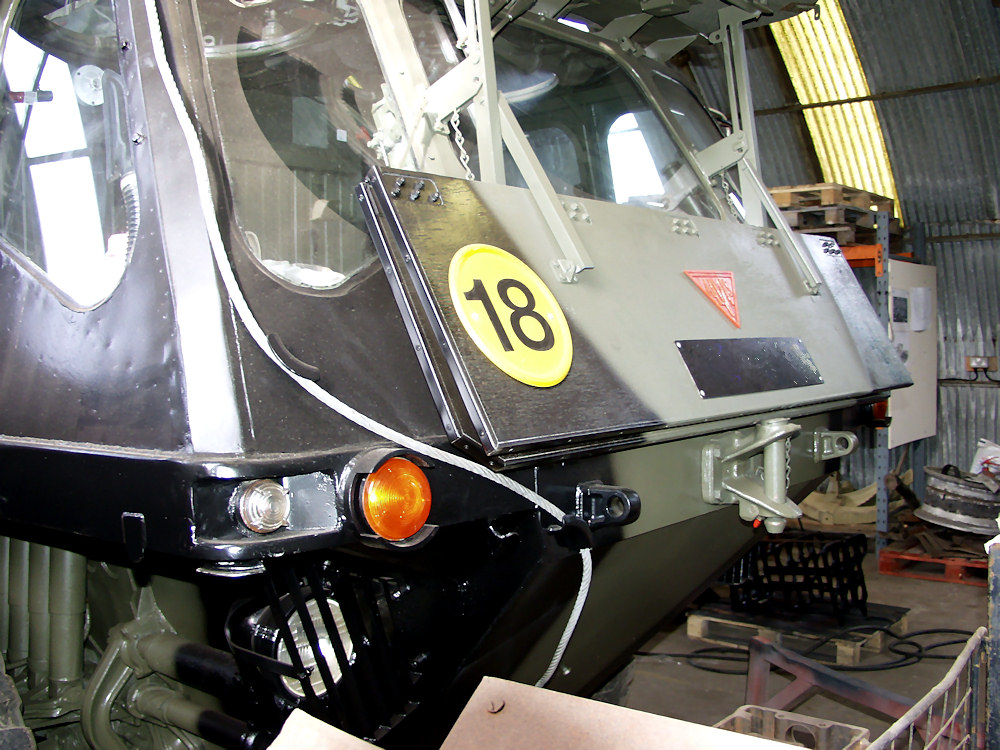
[685,270,741,328]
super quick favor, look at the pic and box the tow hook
[550,483,641,550]
[702,418,806,533]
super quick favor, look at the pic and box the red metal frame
[745,636,913,718]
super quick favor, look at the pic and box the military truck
[0,0,908,745]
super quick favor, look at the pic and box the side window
[196,0,385,291]
[0,0,135,307]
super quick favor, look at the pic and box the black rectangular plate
[676,337,823,399]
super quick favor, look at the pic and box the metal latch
[702,418,803,534]
[576,482,641,530]
[550,482,641,550]
[811,430,858,462]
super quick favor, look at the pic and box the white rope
[141,0,588,688]
[535,547,591,687]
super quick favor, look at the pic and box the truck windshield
[493,23,719,218]
[192,0,719,290]
[193,0,389,290]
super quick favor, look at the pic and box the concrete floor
[603,548,989,742]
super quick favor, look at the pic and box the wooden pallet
[879,545,988,587]
[794,224,878,246]
[781,204,877,230]
[769,182,895,216]
[686,602,908,666]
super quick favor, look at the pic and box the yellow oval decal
[449,244,572,387]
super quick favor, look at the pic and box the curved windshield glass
[649,70,745,220]
[493,24,719,218]
[650,70,722,152]
[194,2,725,291]
[194,0,398,289]
[0,0,135,307]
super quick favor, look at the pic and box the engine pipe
[135,633,244,699]
[129,685,257,750]
[7,540,29,666]
[0,537,9,655]
[49,549,87,692]
[27,544,50,688]
[84,612,252,748]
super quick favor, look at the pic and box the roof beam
[757,73,1000,117]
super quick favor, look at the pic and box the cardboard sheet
[440,677,787,749]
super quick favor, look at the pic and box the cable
[894,629,976,660]
[142,0,589,689]
[938,372,981,384]
[536,549,592,687]
[635,625,976,675]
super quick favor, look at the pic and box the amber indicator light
[361,457,432,541]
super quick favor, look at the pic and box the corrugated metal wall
[686,1,1000,484]
[843,0,1000,477]
[840,0,1000,225]
[915,237,1000,475]
[685,27,822,188]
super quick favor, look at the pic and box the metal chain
[450,109,475,180]
[785,438,791,490]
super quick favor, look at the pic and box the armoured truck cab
[0,0,909,746]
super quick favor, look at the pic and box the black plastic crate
[725,532,868,622]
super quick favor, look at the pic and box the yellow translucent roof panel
[771,0,899,212]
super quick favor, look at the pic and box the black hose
[635,627,975,675]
